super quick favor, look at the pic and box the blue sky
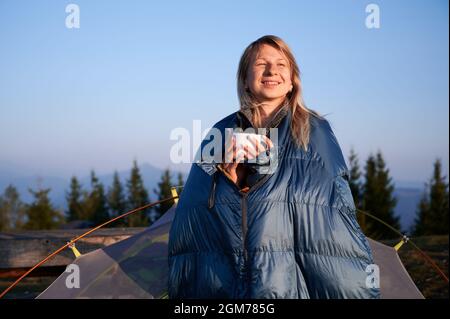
[0,0,448,186]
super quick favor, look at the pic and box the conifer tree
[126,160,150,227]
[348,148,365,231]
[107,171,127,227]
[84,171,109,224]
[414,159,449,235]
[0,195,8,231]
[152,169,174,223]
[25,188,63,230]
[0,185,26,230]
[66,176,84,221]
[362,151,400,239]
[177,172,184,195]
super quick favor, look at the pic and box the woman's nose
[264,63,278,75]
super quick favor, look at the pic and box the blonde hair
[237,35,321,151]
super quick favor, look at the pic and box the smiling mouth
[261,81,281,87]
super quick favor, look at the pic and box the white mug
[232,132,270,165]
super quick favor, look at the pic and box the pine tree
[66,176,84,221]
[152,169,174,223]
[126,160,150,227]
[362,154,378,236]
[414,159,449,236]
[107,171,127,227]
[348,148,365,232]
[177,172,184,195]
[24,188,63,230]
[428,159,449,234]
[84,171,109,225]
[413,190,430,236]
[80,190,91,221]
[374,151,400,230]
[0,195,7,231]
[0,185,26,230]
[362,151,400,239]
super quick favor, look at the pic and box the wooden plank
[0,228,146,269]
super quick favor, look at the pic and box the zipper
[222,110,286,279]
[208,171,218,209]
[241,192,249,266]
[238,171,275,280]
[216,157,277,269]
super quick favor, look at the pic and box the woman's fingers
[225,135,236,163]
[226,135,235,153]
[244,142,258,159]
[251,136,266,155]
[225,134,274,164]
[249,136,273,158]
[264,136,274,149]
[236,151,245,164]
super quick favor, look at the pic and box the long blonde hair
[237,35,320,151]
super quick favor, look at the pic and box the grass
[0,276,59,299]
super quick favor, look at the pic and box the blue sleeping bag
[168,107,380,299]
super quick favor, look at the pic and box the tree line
[0,160,183,231]
[0,154,448,238]
[348,148,448,239]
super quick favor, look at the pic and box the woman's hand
[221,134,273,185]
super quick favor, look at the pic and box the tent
[36,203,423,299]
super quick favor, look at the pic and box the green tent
[37,204,423,299]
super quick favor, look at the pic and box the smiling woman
[168,35,380,299]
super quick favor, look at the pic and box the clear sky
[0,0,448,185]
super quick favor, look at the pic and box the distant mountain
[0,174,68,209]
[393,187,424,234]
[394,180,426,189]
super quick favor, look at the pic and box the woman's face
[246,44,293,104]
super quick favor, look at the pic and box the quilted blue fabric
[168,108,380,299]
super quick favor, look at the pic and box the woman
[168,35,380,299]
